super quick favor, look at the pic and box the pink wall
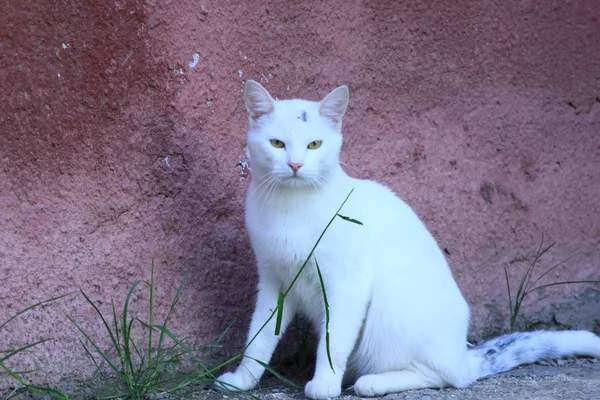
[1,0,599,386]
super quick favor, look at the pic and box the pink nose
[288,162,303,173]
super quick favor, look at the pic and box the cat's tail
[466,330,600,381]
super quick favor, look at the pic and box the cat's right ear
[244,80,275,120]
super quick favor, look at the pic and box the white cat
[215,80,600,399]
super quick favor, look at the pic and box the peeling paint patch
[238,147,251,181]
[260,72,272,83]
[189,53,200,68]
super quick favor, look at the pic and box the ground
[11,359,600,400]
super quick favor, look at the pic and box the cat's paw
[304,378,341,399]
[353,374,385,397]
[214,371,258,392]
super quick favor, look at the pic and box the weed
[68,260,209,399]
[504,235,600,332]
[3,190,361,399]
[1,293,73,399]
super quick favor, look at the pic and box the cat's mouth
[282,174,311,187]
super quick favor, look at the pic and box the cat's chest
[245,182,363,284]
[247,209,324,268]
[247,209,334,312]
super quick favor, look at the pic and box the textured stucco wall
[1,0,599,387]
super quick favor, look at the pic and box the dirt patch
[11,359,600,399]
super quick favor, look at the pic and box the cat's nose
[288,162,303,173]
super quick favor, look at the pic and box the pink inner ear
[250,96,273,117]
[319,86,349,123]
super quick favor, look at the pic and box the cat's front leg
[305,285,370,399]
[215,275,295,392]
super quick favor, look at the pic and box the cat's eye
[307,140,322,150]
[270,139,285,148]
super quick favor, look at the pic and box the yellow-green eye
[270,139,285,148]
[307,140,322,150]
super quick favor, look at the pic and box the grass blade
[204,190,360,392]
[122,280,143,381]
[528,254,577,291]
[244,189,358,354]
[69,263,217,399]
[67,315,122,376]
[78,338,103,375]
[274,292,285,336]
[282,189,356,300]
[209,307,249,359]
[503,267,513,325]
[530,280,600,292]
[0,292,73,330]
[79,289,122,362]
[247,357,302,390]
[314,257,334,372]
[0,362,72,400]
[110,299,124,372]
[336,214,363,225]
[0,339,51,363]
[152,323,248,393]
[524,241,555,292]
[157,264,191,359]
[148,259,155,371]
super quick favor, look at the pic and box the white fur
[215,81,600,399]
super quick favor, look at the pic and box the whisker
[310,173,327,190]
[256,176,276,206]
[248,172,277,199]
[255,173,282,212]
[259,175,281,213]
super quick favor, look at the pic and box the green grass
[1,293,73,399]
[64,190,359,397]
[2,191,360,399]
[504,235,600,332]
[67,260,213,399]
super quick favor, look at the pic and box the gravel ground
[9,358,600,400]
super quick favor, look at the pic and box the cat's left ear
[319,85,349,124]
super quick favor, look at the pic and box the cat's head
[244,80,349,189]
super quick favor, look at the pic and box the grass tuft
[2,191,362,398]
[504,234,600,332]
[67,259,210,399]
